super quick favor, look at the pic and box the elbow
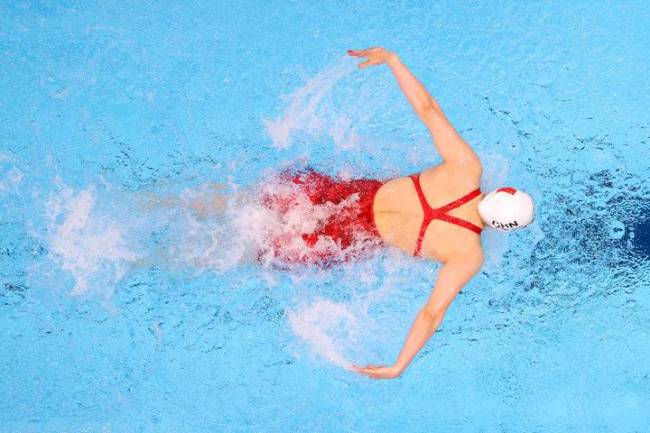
[419,305,446,325]
[419,99,443,120]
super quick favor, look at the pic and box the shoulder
[436,251,483,289]
[450,153,483,177]
[434,157,482,186]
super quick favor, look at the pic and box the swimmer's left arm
[353,255,482,379]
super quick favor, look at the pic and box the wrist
[386,52,400,67]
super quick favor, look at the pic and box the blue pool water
[2,1,650,432]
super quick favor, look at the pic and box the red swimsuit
[408,174,482,256]
[262,168,481,266]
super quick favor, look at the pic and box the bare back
[373,163,484,262]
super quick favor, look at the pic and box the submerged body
[260,168,384,266]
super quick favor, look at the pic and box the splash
[168,171,383,272]
[162,184,275,272]
[263,57,366,151]
[285,253,413,369]
[0,152,24,194]
[45,181,141,297]
[287,298,363,369]
[37,165,389,299]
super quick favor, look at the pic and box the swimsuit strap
[409,174,482,256]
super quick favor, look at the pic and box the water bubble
[608,219,625,239]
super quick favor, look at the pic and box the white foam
[263,57,365,151]
[287,297,364,369]
[45,183,141,297]
[38,169,383,297]
[8,167,24,184]
[0,166,24,193]
[285,256,412,370]
[166,174,382,273]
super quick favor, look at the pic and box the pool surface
[2,1,650,432]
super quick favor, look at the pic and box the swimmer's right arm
[347,47,481,169]
[353,254,483,379]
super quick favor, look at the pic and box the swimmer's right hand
[347,47,397,68]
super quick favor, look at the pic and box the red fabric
[409,174,482,256]
[261,168,384,266]
[496,187,517,195]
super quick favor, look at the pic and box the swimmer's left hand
[347,47,396,68]
[351,364,402,379]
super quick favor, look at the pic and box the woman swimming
[144,47,535,379]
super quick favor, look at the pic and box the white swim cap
[478,187,534,231]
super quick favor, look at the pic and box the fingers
[347,52,369,68]
[347,49,382,69]
[351,364,375,373]
[352,364,380,370]
[355,368,378,378]
[347,49,367,57]
[351,365,372,374]
[351,364,394,379]
[360,369,390,379]
[347,47,380,56]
